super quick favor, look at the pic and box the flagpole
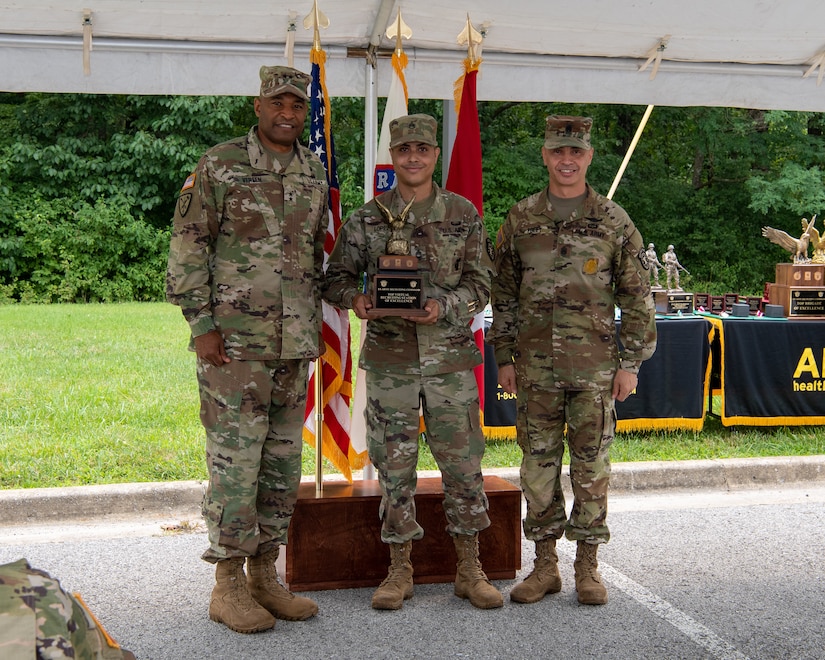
[314,355,323,495]
[607,104,654,200]
[305,0,332,496]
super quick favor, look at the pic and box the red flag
[303,46,367,481]
[445,60,488,424]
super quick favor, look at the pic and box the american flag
[302,47,365,480]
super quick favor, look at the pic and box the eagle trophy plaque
[367,196,427,318]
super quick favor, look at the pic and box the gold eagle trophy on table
[367,196,428,318]
[761,215,821,264]
[762,215,825,317]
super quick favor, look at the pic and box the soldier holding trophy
[323,114,500,611]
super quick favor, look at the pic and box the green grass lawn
[1,302,823,489]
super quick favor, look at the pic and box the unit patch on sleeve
[177,193,192,218]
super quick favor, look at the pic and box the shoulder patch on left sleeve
[487,237,496,262]
[177,193,192,218]
[495,227,505,249]
[181,172,196,192]
[638,247,650,270]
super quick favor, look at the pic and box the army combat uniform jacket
[166,126,329,360]
[323,184,495,375]
[0,558,129,659]
[487,184,656,390]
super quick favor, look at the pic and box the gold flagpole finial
[303,0,330,52]
[456,14,483,65]
[385,9,412,57]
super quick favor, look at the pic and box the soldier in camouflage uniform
[0,558,134,659]
[323,114,502,611]
[166,66,326,634]
[487,115,657,606]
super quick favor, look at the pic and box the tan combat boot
[371,541,414,610]
[247,547,319,621]
[453,533,503,609]
[509,537,562,603]
[209,557,276,633]
[574,541,608,605]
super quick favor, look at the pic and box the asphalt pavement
[1,455,824,659]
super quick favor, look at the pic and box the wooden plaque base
[775,263,825,287]
[769,284,825,317]
[654,290,694,315]
[367,254,427,318]
[285,475,522,592]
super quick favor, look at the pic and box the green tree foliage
[0,194,168,303]
[1,93,253,228]
[0,93,253,302]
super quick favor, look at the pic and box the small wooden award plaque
[709,296,726,315]
[743,296,763,315]
[367,254,427,318]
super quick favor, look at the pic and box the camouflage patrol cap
[389,114,439,148]
[544,115,593,150]
[259,65,310,101]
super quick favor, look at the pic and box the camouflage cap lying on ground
[389,114,439,148]
[259,65,311,100]
[544,115,593,150]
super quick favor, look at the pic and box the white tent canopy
[3,0,825,111]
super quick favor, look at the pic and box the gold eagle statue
[807,217,825,264]
[761,215,817,264]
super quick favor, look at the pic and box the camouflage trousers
[365,369,490,544]
[197,357,309,563]
[516,384,614,544]
[0,558,128,659]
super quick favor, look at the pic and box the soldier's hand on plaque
[352,292,373,320]
[402,299,439,324]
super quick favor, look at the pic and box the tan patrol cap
[389,114,439,148]
[259,65,311,101]
[544,115,593,150]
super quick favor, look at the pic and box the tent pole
[364,61,377,203]
[607,104,654,200]
[442,99,457,186]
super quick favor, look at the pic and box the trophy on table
[763,215,825,317]
[654,244,694,314]
[366,196,427,318]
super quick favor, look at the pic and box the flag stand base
[284,475,521,592]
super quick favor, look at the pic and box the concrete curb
[1,456,823,526]
[0,480,206,526]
